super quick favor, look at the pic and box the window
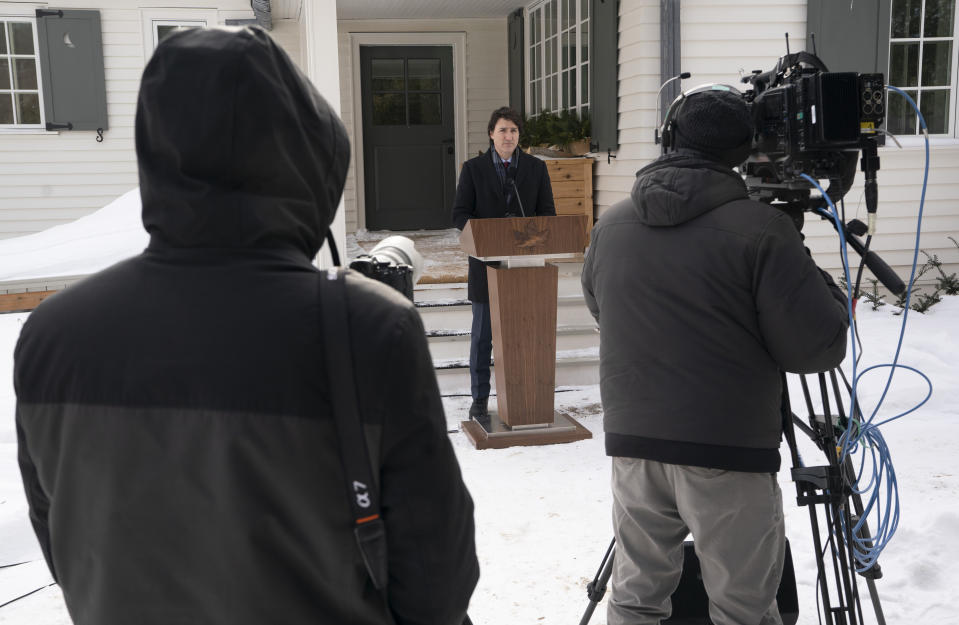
[152,21,204,49]
[140,9,217,62]
[370,57,443,126]
[0,18,43,126]
[527,0,590,116]
[887,0,958,135]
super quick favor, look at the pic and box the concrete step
[413,260,598,393]
[412,261,585,303]
[433,349,600,395]
[427,323,599,361]
[416,294,597,332]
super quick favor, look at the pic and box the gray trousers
[608,458,785,625]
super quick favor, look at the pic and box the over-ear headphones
[657,83,744,155]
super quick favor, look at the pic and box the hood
[135,26,349,258]
[631,149,748,227]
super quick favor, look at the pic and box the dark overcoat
[451,147,556,302]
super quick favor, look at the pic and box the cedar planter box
[544,158,594,236]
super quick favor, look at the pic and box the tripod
[784,368,886,625]
[579,369,887,625]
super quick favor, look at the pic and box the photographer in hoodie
[581,88,849,625]
[15,27,477,625]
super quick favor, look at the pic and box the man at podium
[452,106,555,420]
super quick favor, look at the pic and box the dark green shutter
[36,9,108,132]
[659,0,681,123]
[590,0,619,151]
[508,9,525,116]
[806,0,892,74]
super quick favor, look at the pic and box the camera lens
[873,91,884,102]
[875,103,884,114]
[863,103,873,115]
[863,90,872,101]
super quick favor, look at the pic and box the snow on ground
[0,190,145,283]
[1,297,957,624]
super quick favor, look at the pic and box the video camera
[741,49,885,216]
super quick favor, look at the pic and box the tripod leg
[580,538,615,625]
[833,373,887,625]
[863,577,886,625]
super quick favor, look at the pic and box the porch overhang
[336,0,524,19]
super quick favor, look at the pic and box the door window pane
[16,92,39,124]
[372,93,405,125]
[892,0,923,38]
[561,32,570,70]
[887,88,918,134]
[920,89,950,133]
[409,93,441,125]
[889,42,920,86]
[0,23,7,54]
[0,93,12,123]
[371,59,404,91]
[13,58,37,90]
[561,0,570,32]
[0,58,10,90]
[922,41,953,85]
[10,22,34,55]
[924,0,955,37]
[408,59,440,90]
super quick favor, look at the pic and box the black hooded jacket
[581,151,850,472]
[15,27,477,625]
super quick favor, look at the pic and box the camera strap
[319,267,389,593]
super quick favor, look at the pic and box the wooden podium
[459,215,593,449]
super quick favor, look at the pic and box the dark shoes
[468,398,488,420]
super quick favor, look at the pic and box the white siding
[0,1,303,240]
[270,18,303,69]
[599,0,959,285]
[337,18,508,232]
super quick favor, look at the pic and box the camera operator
[451,106,556,420]
[15,27,478,625]
[580,88,849,625]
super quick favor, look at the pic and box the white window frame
[0,16,45,129]
[887,0,959,138]
[140,9,218,63]
[525,0,590,117]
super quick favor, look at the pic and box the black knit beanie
[672,88,753,168]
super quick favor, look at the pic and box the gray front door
[360,46,455,230]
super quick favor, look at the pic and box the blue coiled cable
[796,84,933,572]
